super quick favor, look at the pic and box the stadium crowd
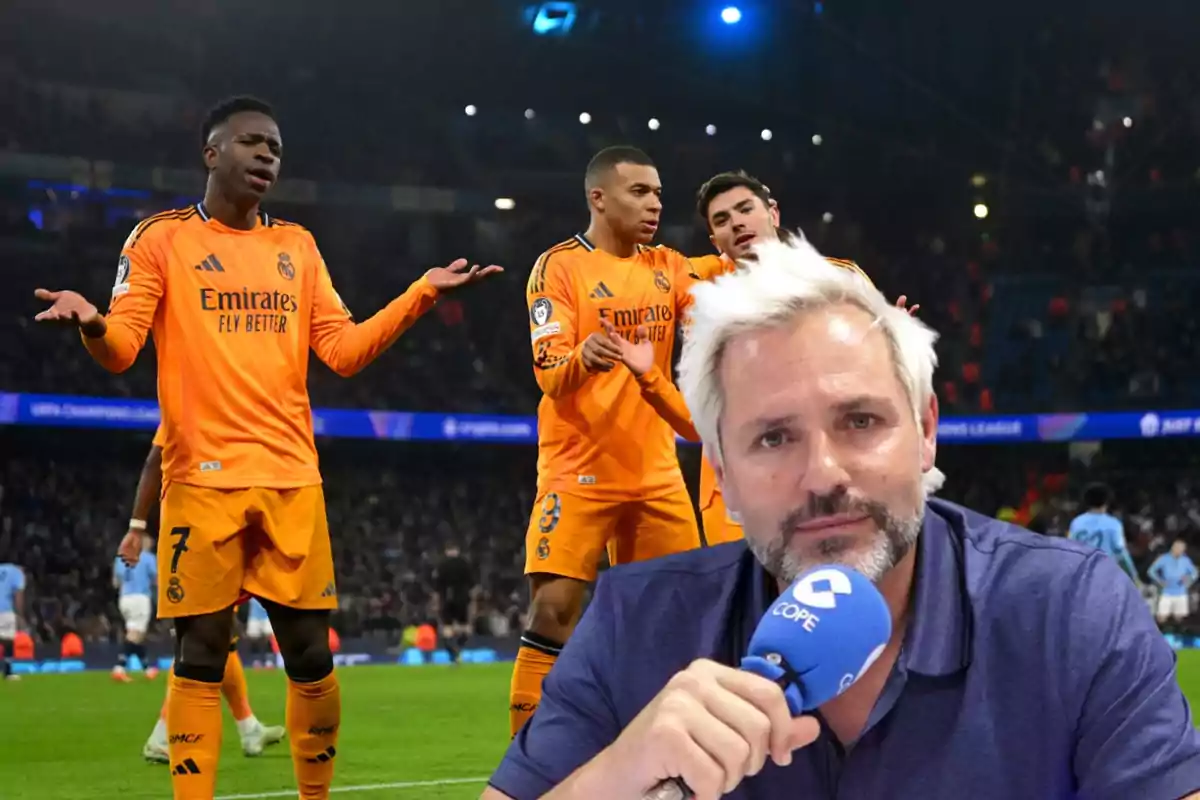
[5,425,1200,647]
[1,431,536,646]
[4,3,1200,651]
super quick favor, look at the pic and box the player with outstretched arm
[36,95,502,799]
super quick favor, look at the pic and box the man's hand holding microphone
[584,659,820,800]
[539,565,892,800]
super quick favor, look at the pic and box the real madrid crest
[277,252,295,281]
[654,270,671,294]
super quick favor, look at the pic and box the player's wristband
[129,518,148,532]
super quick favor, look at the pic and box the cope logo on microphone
[791,568,854,610]
[837,643,887,694]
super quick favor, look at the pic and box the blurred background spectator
[4,0,1200,645]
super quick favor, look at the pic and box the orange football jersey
[643,253,877,513]
[526,233,696,501]
[152,422,165,449]
[84,203,439,489]
[687,253,731,282]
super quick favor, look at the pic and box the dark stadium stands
[4,0,1200,650]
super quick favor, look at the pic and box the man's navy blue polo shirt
[490,499,1200,799]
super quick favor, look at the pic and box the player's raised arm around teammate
[309,246,501,378]
[119,426,165,567]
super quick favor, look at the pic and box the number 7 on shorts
[169,526,191,575]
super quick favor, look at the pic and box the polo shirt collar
[903,504,974,677]
[726,502,973,677]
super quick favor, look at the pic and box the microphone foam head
[741,565,891,714]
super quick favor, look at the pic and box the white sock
[236,714,261,738]
[150,718,167,745]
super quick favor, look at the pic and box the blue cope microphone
[643,564,892,800]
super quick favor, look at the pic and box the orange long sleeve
[527,248,593,400]
[634,366,700,442]
[309,265,439,378]
[82,234,165,373]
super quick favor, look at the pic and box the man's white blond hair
[678,238,946,495]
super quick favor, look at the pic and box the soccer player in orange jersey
[34,96,501,800]
[509,146,704,736]
[119,427,286,764]
[605,170,905,549]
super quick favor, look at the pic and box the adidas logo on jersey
[194,254,226,273]
[589,282,614,300]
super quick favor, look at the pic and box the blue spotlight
[530,2,577,36]
[720,6,742,25]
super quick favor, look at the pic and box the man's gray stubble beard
[746,491,924,584]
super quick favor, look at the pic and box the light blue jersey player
[112,538,158,681]
[0,561,25,681]
[1149,539,1198,625]
[1068,484,1139,584]
[245,598,275,668]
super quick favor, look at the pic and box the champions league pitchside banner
[2,392,1200,445]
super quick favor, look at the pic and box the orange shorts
[702,494,744,546]
[525,489,701,581]
[157,483,336,619]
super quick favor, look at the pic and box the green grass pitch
[6,651,1200,799]
[0,663,512,799]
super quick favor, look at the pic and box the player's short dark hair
[200,96,276,148]
[584,146,655,189]
[695,170,772,227]
[1082,483,1112,510]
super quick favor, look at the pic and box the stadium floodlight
[974,203,989,219]
[811,134,823,146]
[495,198,516,211]
[648,118,660,131]
[464,105,477,117]
[721,6,743,24]
[822,212,834,223]
[579,112,592,125]
[531,2,578,36]
[524,108,536,120]
[761,128,773,141]
[1123,116,1133,128]
[706,124,717,136]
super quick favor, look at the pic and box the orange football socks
[287,673,341,799]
